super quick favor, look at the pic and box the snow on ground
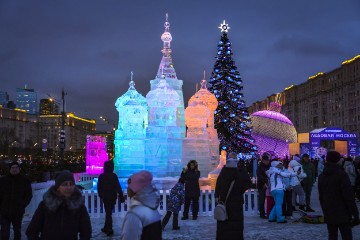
[20,181,360,240]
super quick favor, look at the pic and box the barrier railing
[25,189,258,219]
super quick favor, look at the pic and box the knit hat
[128,170,153,193]
[261,153,270,161]
[302,153,309,158]
[9,161,20,168]
[271,161,281,167]
[326,151,341,163]
[55,170,75,189]
[289,160,301,168]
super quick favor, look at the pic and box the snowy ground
[20,181,360,240]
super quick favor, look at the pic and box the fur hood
[43,186,84,212]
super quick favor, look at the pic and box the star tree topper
[219,20,230,33]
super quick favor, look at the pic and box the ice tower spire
[156,13,177,79]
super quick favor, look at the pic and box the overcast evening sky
[1,0,359,130]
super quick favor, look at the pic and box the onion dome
[189,79,218,111]
[115,78,147,110]
[185,100,210,129]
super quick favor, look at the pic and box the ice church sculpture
[114,74,148,177]
[183,78,220,177]
[112,14,219,178]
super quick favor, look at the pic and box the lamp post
[59,89,66,164]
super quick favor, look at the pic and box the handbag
[214,180,235,221]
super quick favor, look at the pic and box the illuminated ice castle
[113,15,190,178]
[114,74,148,177]
[183,77,219,177]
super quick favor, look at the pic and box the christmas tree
[208,20,257,157]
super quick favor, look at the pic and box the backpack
[214,180,235,221]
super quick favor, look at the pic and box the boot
[298,205,305,211]
[306,206,315,212]
[162,211,172,230]
[107,230,114,236]
[172,213,179,230]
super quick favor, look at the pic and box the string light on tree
[209,20,257,157]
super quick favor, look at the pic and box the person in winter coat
[318,151,359,240]
[281,166,294,218]
[161,178,185,230]
[317,155,325,178]
[343,157,357,192]
[267,160,300,223]
[288,159,307,211]
[98,160,125,236]
[26,170,92,240]
[215,152,252,240]
[121,170,162,240]
[300,153,316,212]
[0,161,32,240]
[181,159,200,220]
[256,153,271,219]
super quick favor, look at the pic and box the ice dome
[250,102,297,158]
[115,81,147,109]
[185,101,210,129]
[189,80,218,111]
[161,31,172,42]
[115,80,148,139]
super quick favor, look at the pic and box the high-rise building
[248,54,360,137]
[39,98,59,115]
[16,86,37,114]
[0,91,9,106]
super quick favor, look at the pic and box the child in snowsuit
[161,178,185,230]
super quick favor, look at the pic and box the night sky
[1,0,359,130]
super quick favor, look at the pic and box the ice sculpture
[151,13,186,138]
[114,77,148,177]
[145,73,183,177]
[183,78,220,177]
[86,135,108,174]
[194,79,220,170]
[250,102,297,158]
[208,150,227,189]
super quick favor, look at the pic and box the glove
[351,217,360,227]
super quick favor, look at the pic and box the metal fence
[25,188,259,219]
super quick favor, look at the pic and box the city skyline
[1,0,359,130]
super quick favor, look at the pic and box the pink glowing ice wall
[86,135,108,174]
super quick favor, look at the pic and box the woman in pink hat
[120,170,162,240]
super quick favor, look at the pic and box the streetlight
[48,89,67,164]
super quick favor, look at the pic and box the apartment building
[248,55,360,138]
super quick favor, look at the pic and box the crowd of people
[0,151,359,239]
[256,151,360,240]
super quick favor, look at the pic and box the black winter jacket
[256,162,270,190]
[98,161,124,205]
[181,169,200,198]
[318,163,359,225]
[0,174,32,217]
[26,186,92,240]
[215,166,251,240]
